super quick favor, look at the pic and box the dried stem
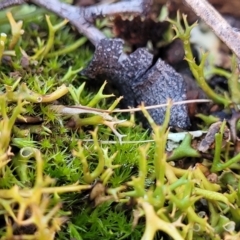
[30,0,104,45]
[85,0,145,21]
[183,0,240,60]
[0,0,151,46]
[51,99,211,115]
[0,0,26,10]
[112,99,211,113]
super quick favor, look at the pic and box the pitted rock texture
[81,38,190,129]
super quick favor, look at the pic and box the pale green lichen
[0,6,239,240]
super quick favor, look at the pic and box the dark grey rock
[81,38,190,129]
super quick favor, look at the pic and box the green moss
[0,5,240,240]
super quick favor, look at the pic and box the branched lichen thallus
[0,97,26,168]
[81,38,190,129]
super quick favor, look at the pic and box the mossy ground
[0,5,153,239]
[0,4,240,240]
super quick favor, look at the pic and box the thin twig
[30,0,105,45]
[183,0,240,60]
[81,130,206,144]
[82,139,155,144]
[112,99,212,113]
[83,0,146,22]
[0,0,150,46]
[0,0,26,10]
[52,99,212,115]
